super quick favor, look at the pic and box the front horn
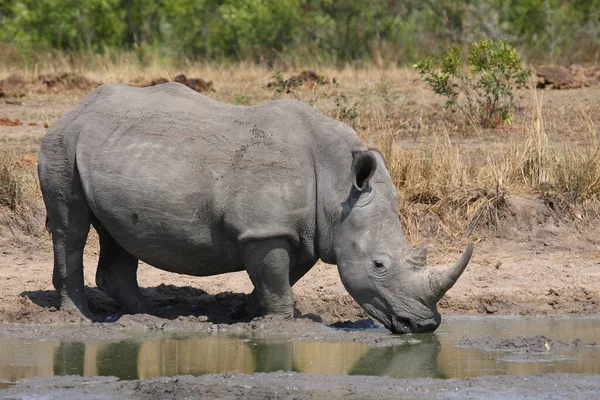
[429,242,474,301]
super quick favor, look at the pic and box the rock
[485,304,498,314]
[535,65,587,89]
[130,74,214,92]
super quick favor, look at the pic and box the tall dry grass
[498,90,600,214]
[362,87,600,243]
[0,152,43,236]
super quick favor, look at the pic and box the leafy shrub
[413,38,531,127]
[268,70,294,97]
[333,93,359,127]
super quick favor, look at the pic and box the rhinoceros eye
[372,255,391,273]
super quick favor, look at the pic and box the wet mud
[3,372,600,400]
[458,335,596,352]
[0,316,407,347]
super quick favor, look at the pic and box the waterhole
[0,317,599,382]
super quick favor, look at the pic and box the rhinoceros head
[333,150,473,334]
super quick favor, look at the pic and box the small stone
[485,305,498,314]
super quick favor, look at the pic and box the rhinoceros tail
[45,215,52,235]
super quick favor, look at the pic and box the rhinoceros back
[54,83,330,275]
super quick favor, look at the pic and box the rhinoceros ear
[351,150,377,192]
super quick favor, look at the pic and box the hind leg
[95,225,149,314]
[43,171,93,319]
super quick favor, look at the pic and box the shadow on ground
[20,285,250,324]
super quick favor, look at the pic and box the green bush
[414,38,531,127]
[1,1,599,65]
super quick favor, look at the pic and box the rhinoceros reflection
[96,340,142,379]
[348,335,445,379]
[4,328,599,383]
[59,337,252,380]
[137,336,256,378]
[292,335,443,378]
[134,335,445,378]
[0,337,59,381]
[1,334,446,381]
[249,341,294,372]
[292,342,370,375]
[55,340,142,380]
[137,336,300,377]
[54,342,86,376]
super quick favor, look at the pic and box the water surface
[1,316,599,382]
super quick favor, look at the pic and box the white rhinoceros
[38,83,473,333]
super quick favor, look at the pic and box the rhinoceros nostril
[394,316,412,333]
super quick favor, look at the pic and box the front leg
[243,239,296,318]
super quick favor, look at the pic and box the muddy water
[0,317,599,382]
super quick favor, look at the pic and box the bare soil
[3,372,600,399]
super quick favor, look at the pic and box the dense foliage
[1,0,599,65]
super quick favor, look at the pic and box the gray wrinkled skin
[38,83,472,333]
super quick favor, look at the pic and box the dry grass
[498,91,600,217]
[1,55,599,243]
[0,153,37,210]
[0,152,43,236]
[359,86,600,243]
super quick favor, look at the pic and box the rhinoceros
[38,83,473,333]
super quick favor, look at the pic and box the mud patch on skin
[458,335,596,352]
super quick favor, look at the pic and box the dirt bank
[3,372,600,399]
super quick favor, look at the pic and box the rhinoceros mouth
[390,315,412,334]
[389,314,440,334]
[358,302,395,331]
